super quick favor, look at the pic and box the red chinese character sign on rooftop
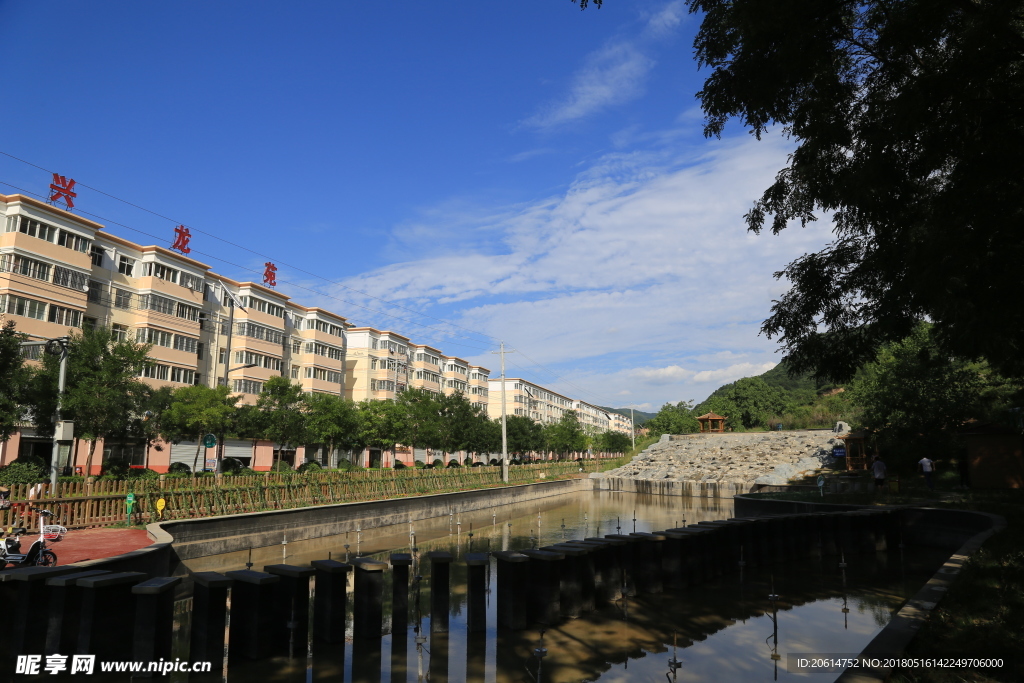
[263,262,278,287]
[48,173,77,210]
[171,225,192,254]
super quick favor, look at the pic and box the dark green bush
[447,459,461,468]
[432,459,444,468]
[271,460,292,472]
[393,462,406,469]
[168,462,192,475]
[297,461,322,473]
[0,461,47,485]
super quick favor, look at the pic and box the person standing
[871,456,887,492]
[918,456,936,490]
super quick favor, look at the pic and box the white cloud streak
[298,132,830,408]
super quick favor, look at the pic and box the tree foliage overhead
[0,320,30,442]
[687,0,1024,381]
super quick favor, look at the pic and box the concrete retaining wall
[167,477,593,560]
[592,475,757,497]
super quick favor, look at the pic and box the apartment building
[408,343,444,396]
[573,400,612,436]
[486,378,572,425]
[609,411,634,435]
[345,328,410,402]
[0,191,629,470]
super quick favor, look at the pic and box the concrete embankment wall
[78,477,594,574]
[592,475,757,497]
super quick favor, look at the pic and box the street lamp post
[217,362,257,473]
[20,337,72,489]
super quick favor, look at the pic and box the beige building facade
[0,192,629,471]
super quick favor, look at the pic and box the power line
[0,150,501,343]
[0,180,492,354]
[0,158,634,406]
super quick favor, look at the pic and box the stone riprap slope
[603,431,841,486]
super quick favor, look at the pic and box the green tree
[851,323,1016,463]
[303,393,362,465]
[436,392,483,457]
[358,399,405,463]
[162,384,240,472]
[544,410,587,458]
[728,377,787,429]
[30,326,152,475]
[393,388,442,461]
[595,430,632,453]
[693,395,740,429]
[254,377,307,465]
[0,320,30,442]
[504,414,545,456]
[681,0,1024,382]
[646,401,700,436]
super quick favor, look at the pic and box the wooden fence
[1,459,629,531]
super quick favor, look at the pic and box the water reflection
[154,492,946,683]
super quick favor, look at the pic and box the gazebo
[696,412,727,433]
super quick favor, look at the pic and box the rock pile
[603,431,841,485]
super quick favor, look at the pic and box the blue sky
[0,1,832,410]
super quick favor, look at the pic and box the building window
[232,379,264,395]
[118,256,135,276]
[175,302,200,322]
[57,230,90,253]
[173,335,198,354]
[90,245,105,267]
[1,254,51,281]
[82,316,97,330]
[170,367,195,384]
[234,350,282,371]
[47,306,82,327]
[290,365,300,379]
[239,295,286,318]
[53,266,89,291]
[111,324,128,342]
[218,348,226,364]
[139,294,176,316]
[141,262,179,284]
[304,367,342,383]
[136,328,173,347]
[140,363,170,380]
[114,289,133,309]
[180,273,204,292]
[87,281,104,303]
[235,322,285,345]
[13,216,58,242]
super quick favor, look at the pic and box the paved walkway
[48,528,153,565]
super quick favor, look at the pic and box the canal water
[132,491,946,682]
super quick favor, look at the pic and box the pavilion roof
[696,412,727,420]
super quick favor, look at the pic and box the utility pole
[491,341,515,483]
[26,337,71,490]
[630,405,635,450]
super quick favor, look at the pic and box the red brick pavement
[45,528,153,565]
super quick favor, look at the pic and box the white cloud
[629,365,694,384]
[298,131,831,408]
[523,43,655,129]
[691,362,778,385]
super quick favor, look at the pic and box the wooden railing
[0,458,629,531]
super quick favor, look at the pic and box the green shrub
[271,460,292,472]
[393,462,407,469]
[297,461,322,473]
[232,466,254,476]
[336,459,361,472]
[447,459,461,468]
[168,462,192,475]
[463,457,474,466]
[432,459,444,468]
[0,461,47,485]
[126,467,160,479]
[220,457,245,474]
